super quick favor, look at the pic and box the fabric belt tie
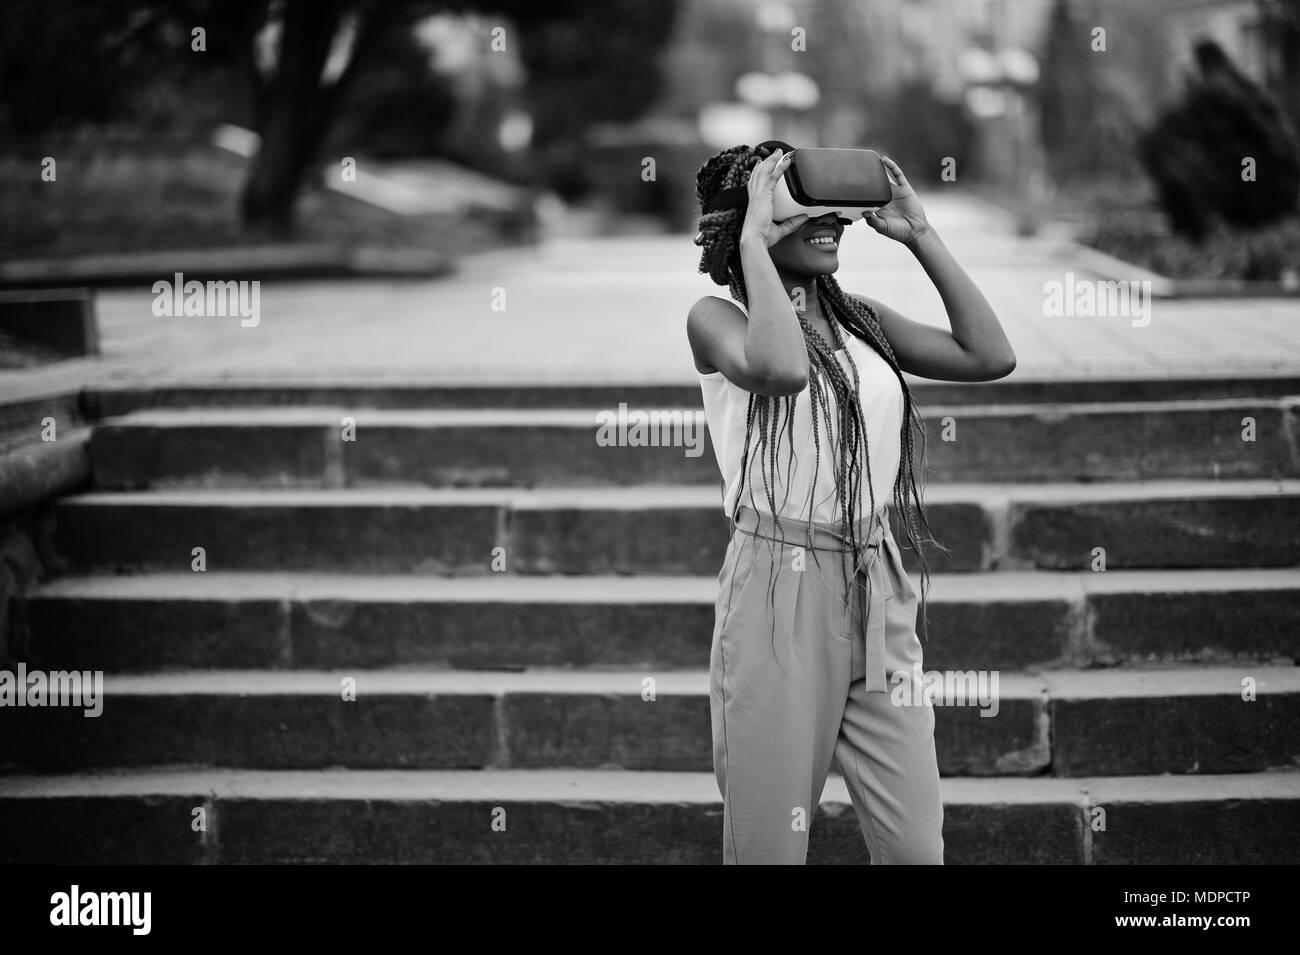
[731,504,902,693]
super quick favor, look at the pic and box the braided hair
[693,143,943,632]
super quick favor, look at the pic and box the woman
[689,143,1016,865]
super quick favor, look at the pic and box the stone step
[1,767,1296,863]
[18,569,1298,673]
[82,374,1300,416]
[87,398,1300,488]
[49,480,1300,575]
[1,666,1294,777]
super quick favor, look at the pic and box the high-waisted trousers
[709,504,945,865]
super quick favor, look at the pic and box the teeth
[806,236,835,245]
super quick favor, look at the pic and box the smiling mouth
[804,235,838,251]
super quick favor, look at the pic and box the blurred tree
[321,17,459,160]
[236,0,402,234]
[1038,0,1145,187]
[1038,0,1090,184]
[871,80,973,186]
[1274,1,1300,125]
[1138,39,1300,239]
[518,0,681,202]
[239,0,585,233]
[230,0,410,233]
[0,0,588,235]
[0,0,226,133]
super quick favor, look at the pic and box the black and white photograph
[0,0,1296,920]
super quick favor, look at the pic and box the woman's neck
[779,275,824,319]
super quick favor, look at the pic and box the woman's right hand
[739,149,809,248]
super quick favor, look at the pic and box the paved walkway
[4,193,1299,400]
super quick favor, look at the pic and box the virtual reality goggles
[704,140,893,224]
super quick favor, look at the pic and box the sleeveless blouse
[697,309,904,525]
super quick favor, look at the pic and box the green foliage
[1038,0,1144,185]
[324,11,458,160]
[584,137,712,230]
[518,0,681,198]
[0,0,273,136]
[1039,0,1090,182]
[870,80,974,186]
[1088,206,1300,281]
[1138,40,1300,238]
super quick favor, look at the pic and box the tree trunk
[238,0,402,236]
[238,0,346,236]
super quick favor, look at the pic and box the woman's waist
[732,501,892,552]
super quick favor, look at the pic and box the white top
[697,313,904,525]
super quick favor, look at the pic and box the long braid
[693,143,945,635]
[818,274,948,633]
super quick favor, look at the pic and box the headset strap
[703,187,747,213]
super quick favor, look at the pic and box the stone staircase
[2,378,1298,864]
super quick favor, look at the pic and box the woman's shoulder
[688,295,748,377]
[688,294,747,320]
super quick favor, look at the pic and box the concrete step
[1,767,1296,863]
[18,570,1298,674]
[82,375,1300,416]
[1,666,1295,777]
[48,480,1300,575]
[87,398,1300,488]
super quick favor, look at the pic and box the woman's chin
[772,252,839,277]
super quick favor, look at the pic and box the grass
[0,141,514,260]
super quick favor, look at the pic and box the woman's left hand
[863,157,932,247]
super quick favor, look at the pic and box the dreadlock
[693,143,944,634]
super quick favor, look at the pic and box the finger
[767,150,790,179]
[863,211,888,234]
[772,214,809,239]
[881,156,913,192]
[761,153,793,193]
[750,150,782,182]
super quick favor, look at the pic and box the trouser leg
[833,560,945,865]
[710,533,853,865]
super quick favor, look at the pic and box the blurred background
[2,0,1298,281]
[2,0,1300,869]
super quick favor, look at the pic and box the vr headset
[704,140,893,224]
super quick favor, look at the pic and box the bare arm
[687,149,811,397]
[860,158,1016,381]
